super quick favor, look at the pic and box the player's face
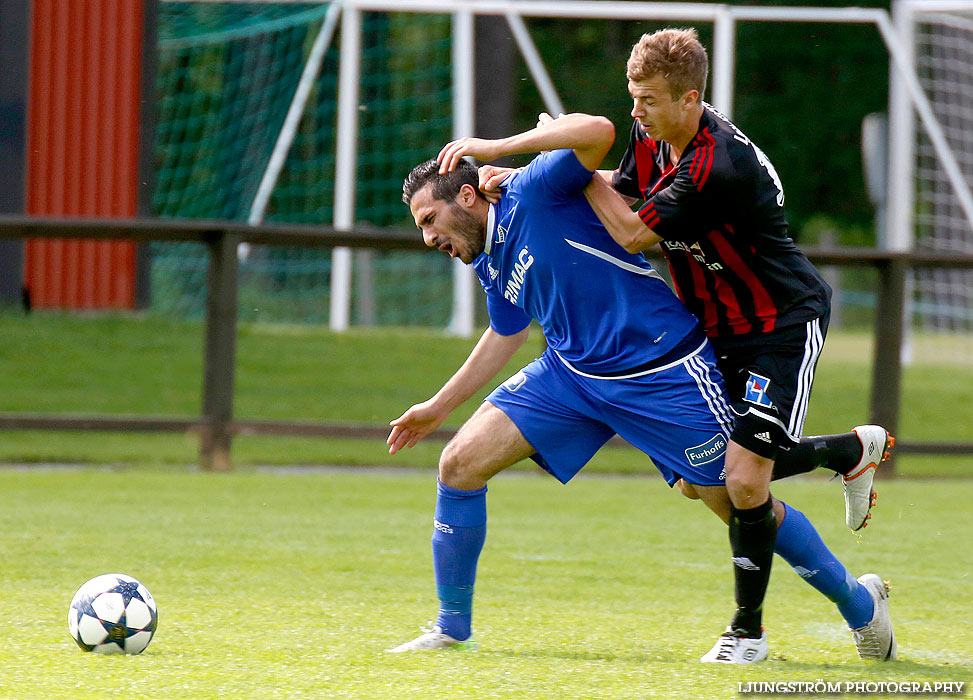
[410,183,485,264]
[628,75,693,142]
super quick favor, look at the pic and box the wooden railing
[2,215,972,471]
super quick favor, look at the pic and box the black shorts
[712,312,829,459]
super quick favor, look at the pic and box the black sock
[772,433,863,479]
[728,498,777,637]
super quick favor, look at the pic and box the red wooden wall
[24,0,145,309]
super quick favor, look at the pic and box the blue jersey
[472,148,702,377]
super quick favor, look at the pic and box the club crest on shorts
[744,372,774,408]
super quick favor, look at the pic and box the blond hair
[626,28,708,100]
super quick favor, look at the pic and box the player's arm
[594,169,637,206]
[475,112,561,202]
[583,173,662,253]
[387,326,530,454]
[437,113,615,173]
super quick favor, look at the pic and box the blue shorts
[486,340,732,486]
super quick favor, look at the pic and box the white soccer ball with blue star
[68,573,158,654]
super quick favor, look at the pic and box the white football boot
[386,624,476,652]
[700,627,768,664]
[851,574,897,661]
[843,425,894,531]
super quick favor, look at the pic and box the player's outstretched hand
[387,399,449,454]
[437,138,502,174]
[478,165,515,204]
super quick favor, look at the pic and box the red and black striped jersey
[612,104,830,340]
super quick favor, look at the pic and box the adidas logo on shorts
[754,431,772,443]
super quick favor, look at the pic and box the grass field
[0,468,969,699]
[1,313,970,697]
[0,312,972,476]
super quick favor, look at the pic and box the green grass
[1,312,972,477]
[0,469,969,699]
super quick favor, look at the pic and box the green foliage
[0,470,969,698]
[733,17,889,237]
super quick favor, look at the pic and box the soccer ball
[68,573,158,654]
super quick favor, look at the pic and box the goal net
[909,1,973,361]
[152,2,456,325]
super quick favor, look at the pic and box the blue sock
[774,502,874,629]
[431,481,487,640]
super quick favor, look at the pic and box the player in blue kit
[386,114,892,662]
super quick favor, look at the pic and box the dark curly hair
[402,158,482,205]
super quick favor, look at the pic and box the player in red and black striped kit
[580,27,896,663]
[614,108,831,343]
[611,101,842,459]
